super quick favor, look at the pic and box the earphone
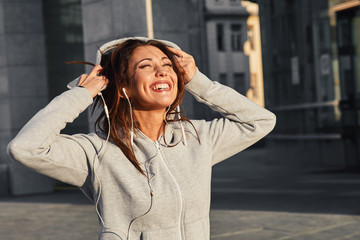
[99,85,107,94]
[122,88,134,146]
[94,88,111,228]
[97,87,151,235]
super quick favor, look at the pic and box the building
[258,0,360,168]
[204,0,250,97]
[205,0,265,107]
[203,0,264,119]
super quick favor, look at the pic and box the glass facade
[42,0,88,134]
[259,0,360,167]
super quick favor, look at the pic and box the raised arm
[7,66,108,186]
[7,86,97,186]
[187,69,276,165]
[169,48,276,165]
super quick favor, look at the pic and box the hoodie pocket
[140,232,151,240]
[99,230,126,240]
[184,218,209,240]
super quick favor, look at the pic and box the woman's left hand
[169,48,196,84]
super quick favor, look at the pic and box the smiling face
[127,45,178,111]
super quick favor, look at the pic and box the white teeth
[153,83,169,90]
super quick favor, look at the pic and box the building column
[0,0,53,195]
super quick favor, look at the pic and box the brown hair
[94,39,193,175]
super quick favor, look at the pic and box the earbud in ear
[100,85,107,91]
[122,87,130,100]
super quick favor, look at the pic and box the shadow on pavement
[210,148,360,216]
[0,188,92,205]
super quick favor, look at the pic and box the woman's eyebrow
[136,57,170,66]
[137,58,152,65]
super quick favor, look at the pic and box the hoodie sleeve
[7,87,97,187]
[186,69,276,165]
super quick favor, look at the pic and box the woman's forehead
[131,45,168,60]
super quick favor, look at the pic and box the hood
[67,37,181,90]
[95,37,187,146]
[95,36,181,65]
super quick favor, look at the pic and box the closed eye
[139,64,151,69]
[163,59,173,67]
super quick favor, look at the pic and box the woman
[7,37,276,240]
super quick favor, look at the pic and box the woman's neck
[133,108,166,141]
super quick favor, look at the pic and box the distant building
[203,0,264,112]
[258,0,360,168]
[204,0,250,97]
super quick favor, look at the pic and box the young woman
[7,37,276,240]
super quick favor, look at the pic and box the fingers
[168,47,196,83]
[168,47,194,64]
[79,65,109,98]
[78,74,88,86]
[168,48,191,63]
[88,64,104,77]
[168,47,186,58]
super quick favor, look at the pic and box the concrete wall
[81,0,149,64]
[0,0,54,195]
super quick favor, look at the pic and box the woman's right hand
[78,65,109,98]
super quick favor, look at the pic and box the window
[231,24,242,51]
[229,0,240,4]
[234,73,246,94]
[219,73,227,85]
[216,24,225,51]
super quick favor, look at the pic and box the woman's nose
[155,67,168,77]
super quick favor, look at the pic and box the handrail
[329,0,360,13]
[268,134,342,140]
[269,100,339,111]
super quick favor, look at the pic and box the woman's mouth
[153,83,170,90]
[150,81,171,91]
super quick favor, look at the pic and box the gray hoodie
[7,39,276,240]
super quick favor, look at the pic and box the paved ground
[1,148,360,240]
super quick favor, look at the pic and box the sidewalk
[210,148,360,239]
[1,148,360,240]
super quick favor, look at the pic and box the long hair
[94,39,193,175]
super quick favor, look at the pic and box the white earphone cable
[93,91,110,227]
[122,88,134,147]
